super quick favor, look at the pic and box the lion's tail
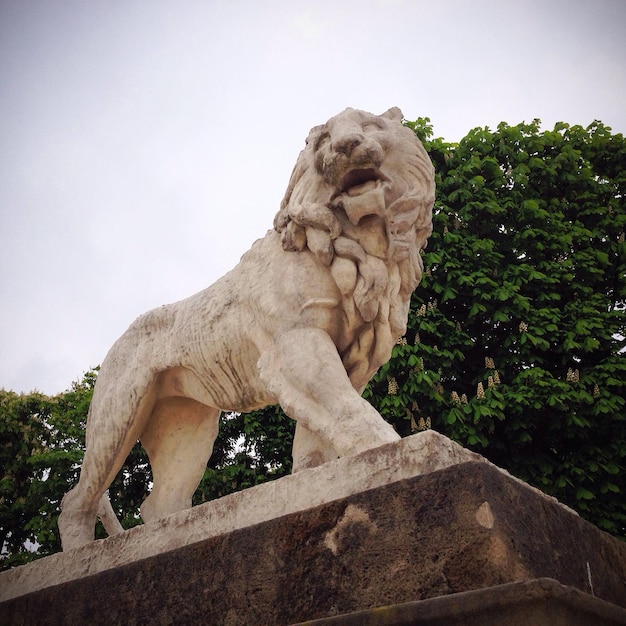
[96,493,124,537]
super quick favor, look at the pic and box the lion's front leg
[258,328,399,466]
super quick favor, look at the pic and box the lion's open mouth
[332,167,389,226]
[339,168,385,197]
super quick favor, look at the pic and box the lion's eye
[315,133,330,151]
[362,121,382,132]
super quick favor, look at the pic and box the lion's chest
[325,257,406,390]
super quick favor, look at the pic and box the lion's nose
[333,133,364,157]
[333,133,383,166]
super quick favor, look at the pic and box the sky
[1,0,625,395]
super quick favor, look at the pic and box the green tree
[0,370,153,570]
[0,378,89,570]
[0,389,52,569]
[365,117,626,538]
[193,407,294,504]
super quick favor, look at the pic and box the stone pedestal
[297,579,626,626]
[2,432,626,625]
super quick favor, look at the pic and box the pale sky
[1,0,625,395]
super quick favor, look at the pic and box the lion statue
[58,106,435,550]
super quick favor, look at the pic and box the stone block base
[2,434,626,624]
[297,579,626,626]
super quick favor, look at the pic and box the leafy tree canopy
[1,374,93,569]
[2,116,624,570]
[367,117,626,537]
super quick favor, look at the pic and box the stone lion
[58,107,435,550]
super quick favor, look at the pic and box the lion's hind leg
[140,397,220,522]
[58,487,99,551]
[59,367,158,551]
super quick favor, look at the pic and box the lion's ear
[305,125,324,145]
[381,107,403,122]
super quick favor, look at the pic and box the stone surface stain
[324,504,377,556]
[476,501,495,529]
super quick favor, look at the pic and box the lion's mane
[273,107,435,385]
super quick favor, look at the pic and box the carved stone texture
[58,107,435,551]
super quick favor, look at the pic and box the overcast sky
[1,0,625,395]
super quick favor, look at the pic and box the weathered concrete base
[1,431,491,601]
[2,432,626,625]
[296,579,626,626]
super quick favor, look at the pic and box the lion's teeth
[347,179,377,197]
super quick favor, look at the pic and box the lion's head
[274,107,434,334]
